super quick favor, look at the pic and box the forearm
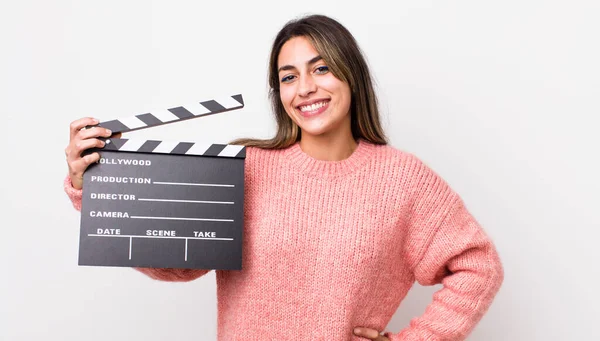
[64,175,83,211]
[389,230,504,340]
[135,267,211,282]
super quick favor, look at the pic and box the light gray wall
[1,1,598,340]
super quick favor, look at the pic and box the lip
[296,99,330,118]
[296,98,330,108]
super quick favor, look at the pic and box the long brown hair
[231,14,387,148]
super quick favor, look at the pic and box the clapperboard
[79,94,245,270]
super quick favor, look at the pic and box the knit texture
[64,139,503,340]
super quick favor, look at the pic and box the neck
[299,130,358,161]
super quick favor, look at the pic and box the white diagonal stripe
[151,109,180,123]
[119,139,148,152]
[185,143,212,156]
[218,145,245,157]
[152,141,180,153]
[119,116,147,129]
[215,96,243,109]
[184,102,212,116]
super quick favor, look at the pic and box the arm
[64,175,83,211]
[386,196,504,341]
[133,267,211,282]
[63,175,211,282]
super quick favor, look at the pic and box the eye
[315,65,329,74]
[280,74,296,83]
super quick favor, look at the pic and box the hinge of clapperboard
[89,94,246,158]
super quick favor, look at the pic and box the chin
[294,120,327,136]
[299,129,328,138]
[298,123,345,139]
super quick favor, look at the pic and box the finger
[353,327,380,340]
[113,132,122,138]
[77,126,113,140]
[81,151,101,166]
[69,117,99,140]
[70,152,100,172]
[68,152,100,181]
[67,138,106,161]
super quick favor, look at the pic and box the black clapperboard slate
[79,94,245,270]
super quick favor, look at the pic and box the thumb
[353,327,381,339]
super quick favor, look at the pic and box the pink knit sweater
[64,139,503,340]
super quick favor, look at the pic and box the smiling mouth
[298,100,330,113]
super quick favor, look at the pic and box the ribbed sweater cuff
[63,175,83,211]
[385,329,425,341]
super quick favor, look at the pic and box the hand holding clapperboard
[79,94,245,270]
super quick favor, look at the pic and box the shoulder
[244,145,286,158]
[241,145,291,178]
[365,142,456,202]
[363,142,435,178]
[243,145,288,165]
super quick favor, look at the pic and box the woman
[64,14,503,340]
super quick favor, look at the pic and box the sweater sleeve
[386,195,504,340]
[64,175,83,211]
[133,267,211,282]
[63,175,211,282]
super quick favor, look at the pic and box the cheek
[340,86,352,112]
[279,87,295,108]
[321,78,351,107]
[278,89,299,123]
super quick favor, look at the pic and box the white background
[1,1,599,340]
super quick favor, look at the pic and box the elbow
[482,244,504,301]
[492,251,505,294]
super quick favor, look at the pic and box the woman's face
[277,36,352,139]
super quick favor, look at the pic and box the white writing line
[153,181,234,188]
[130,216,234,222]
[129,237,132,260]
[185,239,188,262]
[87,234,234,241]
[138,198,234,205]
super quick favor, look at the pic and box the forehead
[277,36,319,68]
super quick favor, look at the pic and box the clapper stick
[95,94,244,134]
[86,93,246,158]
[79,94,246,270]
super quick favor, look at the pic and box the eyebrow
[278,55,323,73]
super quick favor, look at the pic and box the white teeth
[299,101,327,112]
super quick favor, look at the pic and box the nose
[297,74,317,97]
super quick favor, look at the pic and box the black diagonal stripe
[232,94,244,106]
[168,106,194,119]
[103,138,128,151]
[170,142,194,155]
[202,144,227,156]
[137,140,162,153]
[99,120,130,133]
[200,100,226,113]
[235,147,246,158]
[136,113,163,127]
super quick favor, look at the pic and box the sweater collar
[283,139,376,179]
